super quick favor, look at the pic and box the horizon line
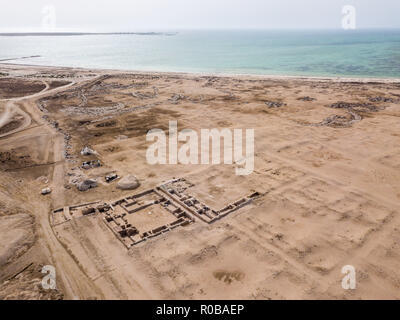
[1,27,400,36]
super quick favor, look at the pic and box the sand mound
[117,175,140,190]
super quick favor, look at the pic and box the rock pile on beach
[297,96,316,101]
[368,96,395,103]
[329,101,380,112]
[318,115,355,128]
[310,100,386,128]
[265,100,287,108]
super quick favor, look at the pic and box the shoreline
[1,62,400,84]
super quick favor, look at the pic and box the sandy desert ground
[0,63,399,300]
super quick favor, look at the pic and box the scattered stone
[265,100,286,108]
[329,101,379,112]
[368,96,395,103]
[297,96,316,101]
[63,103,151,117]
[116,175,140,190]
[204,77,218,87]
[131,87,158,99]
[169,94,185,104]
[310,100,384,128]
[320,115,352,128]
[274,233,284,240]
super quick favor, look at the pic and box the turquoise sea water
[0,29,400,78]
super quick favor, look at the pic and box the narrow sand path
[0,80,75,139]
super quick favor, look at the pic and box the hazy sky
[1,0,400,32]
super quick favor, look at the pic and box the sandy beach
[0,63,400,300]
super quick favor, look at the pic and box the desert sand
[0,63,399,300]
